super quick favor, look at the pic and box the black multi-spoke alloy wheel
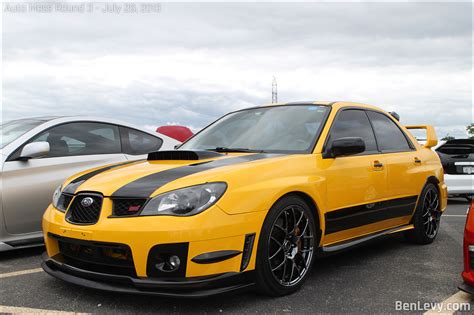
[405,183,441,244]
[255,195,317,296]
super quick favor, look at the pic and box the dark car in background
[435,139,474,200]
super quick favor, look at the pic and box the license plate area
[463,166,474,174]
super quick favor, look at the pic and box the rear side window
[121,127,163,155]
[29,122,121,158]
[367,111,411,152]
[328,109,378,153]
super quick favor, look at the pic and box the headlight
[140,182,227,216]
[52,185,66,212]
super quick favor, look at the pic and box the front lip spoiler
[459,282,474,295]
[41,253,255,298]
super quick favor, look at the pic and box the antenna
[272,76,278,104]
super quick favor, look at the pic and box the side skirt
[320,224,414,253]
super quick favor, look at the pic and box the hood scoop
[147,150,223,161]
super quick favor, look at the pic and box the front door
[321,109,387,244]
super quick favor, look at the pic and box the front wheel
[405,183,441,244]
[255,195,317,296]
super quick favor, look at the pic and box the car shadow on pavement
[448,198,470,205]
[0,245,44,260]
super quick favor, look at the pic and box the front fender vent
[241,233,256,271]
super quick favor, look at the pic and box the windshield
[180,105,330,153]
[0,119,45,149]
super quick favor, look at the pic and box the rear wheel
[255,195,317,296]
[405,183,441,244]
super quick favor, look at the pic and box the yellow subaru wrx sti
[42,101,447,297]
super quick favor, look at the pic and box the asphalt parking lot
[0,199,473,314]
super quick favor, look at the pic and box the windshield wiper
[206,147,258,153]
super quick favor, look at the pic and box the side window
[29,122,121,158]
[367,111,411,152]
[121,127,163,155]
[328,110,378,154]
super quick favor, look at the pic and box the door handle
[414,157,422,164]
[373,161,384,169]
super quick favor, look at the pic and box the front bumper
[42,253,254,298]
[445,174,474,196]
[42,203,264,296]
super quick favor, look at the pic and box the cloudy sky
[2,1,473,138]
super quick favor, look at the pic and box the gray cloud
[2,1,472,138]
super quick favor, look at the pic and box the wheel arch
[410,176,441,224]
[425,176,441,199]
[414,176,440,207]
[273,191,322,243]
[426,175,440,186]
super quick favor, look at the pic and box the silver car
[0,116,180,251]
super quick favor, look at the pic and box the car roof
[4,116,154,130]
[4,116,63,123]
[259,101,384,111]
[440,139,474,146]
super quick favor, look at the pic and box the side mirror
[19,142,50,160]
[324,137,365,158]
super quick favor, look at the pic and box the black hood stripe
[63,160,141,194]
[112,153,283,198]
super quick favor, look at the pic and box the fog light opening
[155,254,181,272]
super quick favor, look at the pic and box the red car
[156,125,193,142]
[460,200,474,294]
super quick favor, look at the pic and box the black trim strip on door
[324,196,418,234]
[62,160,141,194]
[112,153,284,198]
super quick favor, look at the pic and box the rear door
[322,109,387,243]
[366,111,423,225]
[2,122,127,235]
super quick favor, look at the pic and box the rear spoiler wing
[405,125,438,148]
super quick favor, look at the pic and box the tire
[404,183,441,244]
[255,195,318,296]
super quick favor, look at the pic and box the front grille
[112,198,147,216]
[58,193,73,211]
[52,234,136,277]
[66,194,103,224]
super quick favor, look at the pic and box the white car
[435,139,474,200]
[0,116,180,251]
